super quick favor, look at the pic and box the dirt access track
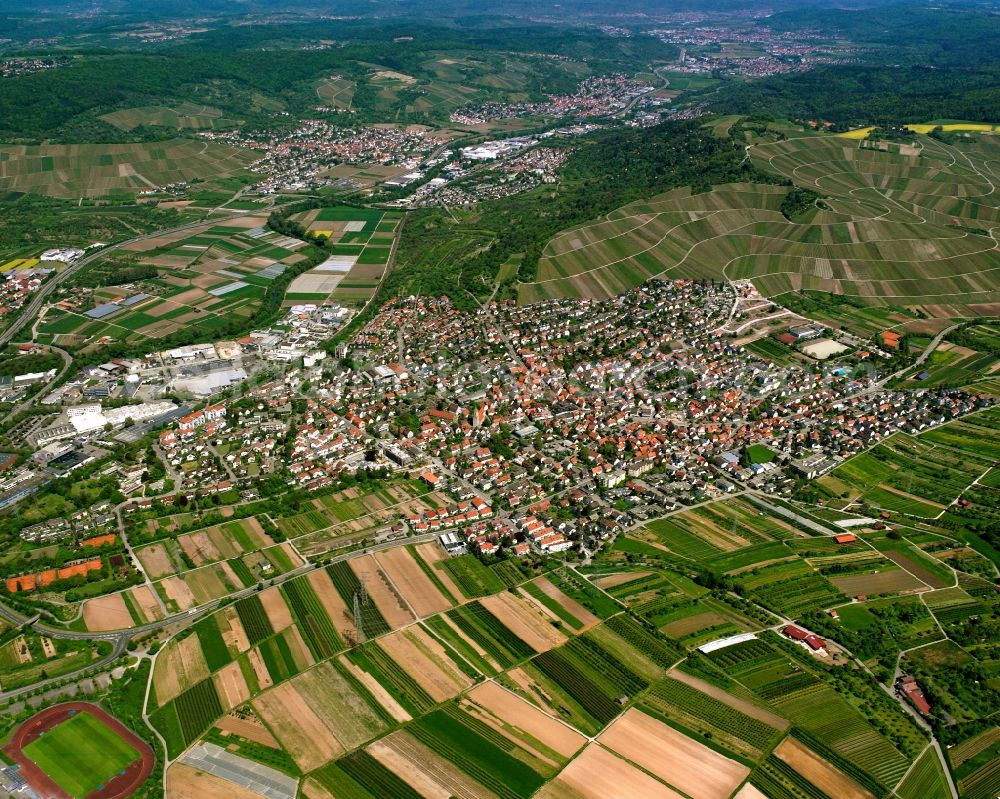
[3,701,155,799]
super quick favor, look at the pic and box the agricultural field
[0,140,257,199]
[144,522,946,799]
[701,635,925,792]
[637,495,804,568]
[99,103,243,132]
[899,338,999,388]
[951,727,1000,799]
[819,410,1000,517]
[894,746,951,799]
[285,207,402,306]
[281,479,442,556]
[520,131,1000,314]
[314,77,356,110]
[37,215,310,349]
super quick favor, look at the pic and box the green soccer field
[22,711,140,798]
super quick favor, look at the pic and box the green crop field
[520,132,1000,310]
[23,711,139,799]
[408,705,549,799]
[643,677,783,759]
[99,103,242,131]
[439,555,507,598]
[896,746,951,799]
[39,218,315,349]
[0,140,257,198]
[820,409,1000,515]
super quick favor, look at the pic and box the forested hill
[0,23,674,142]
[764,5,1000,68]
[709,64,1000,127]
[709,5,1000,126]
[383,118,783,307]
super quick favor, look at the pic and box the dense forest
[0,195,182,252]
[710,6,1000,125]
[385,119,785,307]
[0,24,674,140]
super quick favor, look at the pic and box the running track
[3,701,154,799]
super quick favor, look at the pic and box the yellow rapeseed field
[836,127,875,140]
[907,122,996,134]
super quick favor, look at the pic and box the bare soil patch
[253,681,344,772]
[282,625,315,671]
[373,547,451,617]
[246,648,272,690]
[160,576,197,611]
[593,571,652,590]
[480,592,566,652]
[128,585,163,623]
[179,531,222,566]
[414,542,465,600]
[466,680,586,759]
[258,586,294,633]
[338,654,412,723]
[774,737,874,799]
[154,633,209,705]
[367,731,499,799]
[216,712,279,748]
[305,569,355,640]
[302,780,337,799]
[350,556,415,629]
[378,627,472,702]
[213,660,251,711]
[167,763,262,799]
[83,593,134,631]
[598,708,749,799]
[220,606,251,653]
[539,743,684,799]
[136,543,175,578]
[531,576,599,628]
[366,738,451,799]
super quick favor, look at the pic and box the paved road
[0,532,440,704]
[0,211,264,348]
[0,343,73,425]
[914,324,959,367]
